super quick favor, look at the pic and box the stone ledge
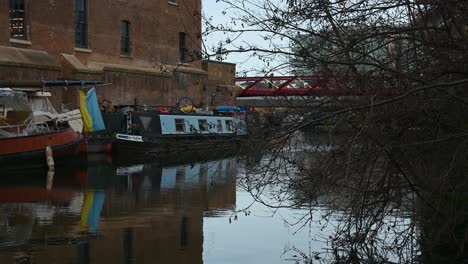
[168,64,208,76]
[202,60,236,66]
[120,54,133,59]
[61,53,208,77]
[10,38,32,45]
[0,46,60,70]
[62,53,101,74]
[89,61,173,77]
[74,47,92,53]
[91,62,208,77]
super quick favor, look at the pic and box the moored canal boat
[114,110,248,156]
[0,88,82,167]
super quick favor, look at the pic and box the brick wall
[202,60,240,106]
[0,0,216,110]
[0,64,208,110]
[202,60,236,85]
[0,0,202,66]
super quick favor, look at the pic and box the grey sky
[201,0,290,76]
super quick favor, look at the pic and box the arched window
[121,20,130,55]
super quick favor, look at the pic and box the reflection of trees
[237,117,468,262]
[239,130,468,262]
[206,0,468,262]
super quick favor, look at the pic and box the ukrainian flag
[79,87,105,132]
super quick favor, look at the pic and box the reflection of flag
[79,88,105,132]
[81,190,106,232]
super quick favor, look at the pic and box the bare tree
[205,0,468,262]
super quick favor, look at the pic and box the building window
[75,0,87,48]
[179,32,186,63]
[198,119,208,132]
[225,120,233,132]
[217,120,222,132]
[9,0,27,39]
[121,20,130,55]
[175,119,185,132]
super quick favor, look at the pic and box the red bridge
[236,76,399,97]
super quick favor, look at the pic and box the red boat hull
[0,128,82,166]
[0,187,78,203]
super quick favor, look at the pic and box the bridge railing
[0,121,51,137]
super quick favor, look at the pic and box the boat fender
[45,146,55,170]
[46,170,54,190]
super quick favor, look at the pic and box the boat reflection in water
[0,153,238,264]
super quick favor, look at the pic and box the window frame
[120,20,131,55]
[9,0,27,40]
[216,120,223,132]
[175,119,186,132]
[225,120,233,132]
[198,119,208,132]
[74,0,88,48]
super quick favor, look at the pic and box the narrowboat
[114,109,249,156]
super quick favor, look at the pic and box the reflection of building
[0,157,237,263]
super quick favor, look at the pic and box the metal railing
[0,121,50,137]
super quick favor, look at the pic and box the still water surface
[0,153,321,264]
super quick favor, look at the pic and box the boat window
[217,120,223,132]
[225,120,233,132]
[198,119,208,131]
[0,104,4,117]
[176,167,185,178]
[175,119,186,132]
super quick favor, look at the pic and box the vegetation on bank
[205,1,468,262]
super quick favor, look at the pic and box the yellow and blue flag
[79,87,105,132]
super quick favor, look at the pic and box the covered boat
[0,88,82,167]
[114,109,249,156]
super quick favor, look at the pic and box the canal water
[0,151,330,264]
[0,133,437,264]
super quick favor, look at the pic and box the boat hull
[114,135,247,158]
[0,128,82,167]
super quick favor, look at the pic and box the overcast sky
[201,0,253,74]
[201,0,290,76]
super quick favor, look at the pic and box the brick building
[0,0,236,110]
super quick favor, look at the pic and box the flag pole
[0,80,107,88]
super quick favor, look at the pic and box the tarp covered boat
[0,89,82,167]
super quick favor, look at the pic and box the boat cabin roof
[0,89,31,112]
